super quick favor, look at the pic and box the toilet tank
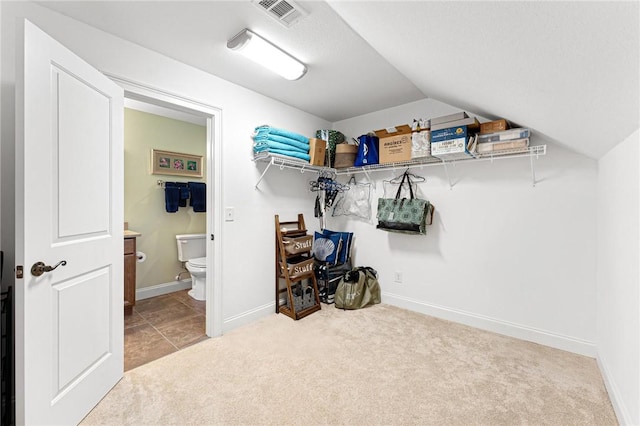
[176,233,206,261]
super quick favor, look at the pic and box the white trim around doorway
[107,74,224,338]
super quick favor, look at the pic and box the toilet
[176,233,207,301]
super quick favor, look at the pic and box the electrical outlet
[394,271,403,283]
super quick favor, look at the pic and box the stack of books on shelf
[476,124,530,154]
[430,112,480,161]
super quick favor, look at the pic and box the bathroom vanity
[124,228,141,315]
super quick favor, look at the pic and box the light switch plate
[225,207,234,222]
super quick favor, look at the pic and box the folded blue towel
[188,182,206,213]
[252,134,309,152]
[266,148,310,161]
[164,182,180,213]
[254,126,309,144]
[176,182,189,207]
[253,140,309,154]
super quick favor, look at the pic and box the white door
[14,20,124,425]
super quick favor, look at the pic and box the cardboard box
[334,144,358,168]
[374,125,412,164]
[431,116,479,131]
[480,119,509,134]
[308,138,326,166]
[431,111,468,126]
[431,125,474,160]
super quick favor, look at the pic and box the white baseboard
[136,279,192,301]
[382,292,596,357]
[222,301,275,333]
[597,354,632,425]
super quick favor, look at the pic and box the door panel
[15,20,124,425]
[54,67,111,239]
[53,267,111,395]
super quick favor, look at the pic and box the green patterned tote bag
[376,172,433,235]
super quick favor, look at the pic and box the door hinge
[16,265,23,279]
[210,234,215,241]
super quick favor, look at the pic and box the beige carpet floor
[82,304,617,425]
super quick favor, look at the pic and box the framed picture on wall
[151,149,203,178]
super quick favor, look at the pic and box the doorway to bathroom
[123,100,206,370]
[114,77,223,369]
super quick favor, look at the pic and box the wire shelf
[253,145,546,188]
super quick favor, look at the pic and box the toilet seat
[187,257,206,268]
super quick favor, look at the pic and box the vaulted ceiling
[39,1,639,159]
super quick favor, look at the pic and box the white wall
[596,129,640,426]
[332,99,599,356]
[0,2,330,330]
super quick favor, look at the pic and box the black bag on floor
[335,267,381,310]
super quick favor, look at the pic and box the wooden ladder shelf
[275,214,321,320]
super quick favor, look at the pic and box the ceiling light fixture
[227,29,307,81]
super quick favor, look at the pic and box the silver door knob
[31,260,67,277]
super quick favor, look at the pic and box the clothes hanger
[345,175,371,189]
[309,176,350,193]
[405,171,425,182]
[385,169,425,184]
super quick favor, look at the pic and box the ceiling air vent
[253,0,308,28]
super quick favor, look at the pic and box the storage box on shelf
[431,125,476,160]
[375,125,412,164]
[477,128,530,143]
[477,138,529,154]
[430,111,468,127]
[476,128,531,155]
[334,144,358,168]
[411,123,432,160]
[480,119,509,134]
[308,138,326,166]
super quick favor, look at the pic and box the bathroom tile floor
[124,289,207,371]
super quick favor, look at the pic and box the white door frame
[106,74,223,337]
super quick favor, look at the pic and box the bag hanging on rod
[376,172,434,235]
[332,176,372,220]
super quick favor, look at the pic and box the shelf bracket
[255,158,274,189]
[361,168,371,183]
[529,151,537,187]
[441,160,453,190]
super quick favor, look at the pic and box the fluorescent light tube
[227,29,307,81]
